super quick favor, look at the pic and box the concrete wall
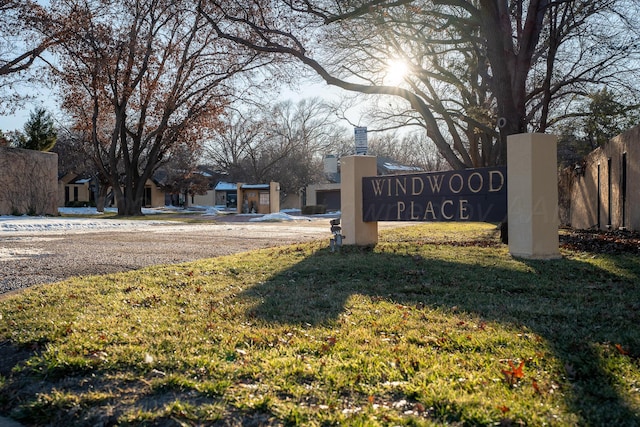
[280,193,301,210]
[0,147,58,215]
[570,126,640,230]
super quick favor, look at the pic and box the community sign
[362,167,507,223]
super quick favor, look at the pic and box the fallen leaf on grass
[321,336,337,353]
[502,360,525,385]
[532,379,541,394]
[615,344,629,355]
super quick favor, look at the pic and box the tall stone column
[507,133,560,259]
[341,155,378,245]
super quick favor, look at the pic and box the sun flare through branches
[384,58,410,85]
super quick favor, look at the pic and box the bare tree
[206,98,349,194]
[0,1,64,113]
[52,0,269,215]
[367,131,447,172]
[200,0,640,169]
[205,109,268,183]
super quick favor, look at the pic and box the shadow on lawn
[241,245,640,426]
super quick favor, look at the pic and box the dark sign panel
[362,167,507,222]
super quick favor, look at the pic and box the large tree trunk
[117,180,145,216]
[117,193,143,216]
[111,179,143,216]
[95,183,108,212]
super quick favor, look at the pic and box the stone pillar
[269,182,280,214]
[507,133,560,259]
[341,155,378,245]
[236,183,245,214]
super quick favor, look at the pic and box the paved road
[1,219,331,296]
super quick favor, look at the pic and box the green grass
[1,223,639,426]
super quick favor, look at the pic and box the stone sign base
[339,133,561,260]
[340,156,378,246]
[507,133,560,259]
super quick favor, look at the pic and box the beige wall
[192,190,215,207]
[570,126,640,230]
[68,184,91,204]
[0,147,58,215]
[280,192,301,210]
[146,180,165,208]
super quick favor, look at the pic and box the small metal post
[330,218,344,252]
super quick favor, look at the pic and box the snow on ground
[0,207,339,234]
[1,206,194,234]
[249,212,312,222]
[0,214,167,234]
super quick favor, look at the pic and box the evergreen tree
[16,107,57,152]
[584,89,638,149]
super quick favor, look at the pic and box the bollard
[329,218,345,252]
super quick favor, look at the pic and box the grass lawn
[1,223,638,426]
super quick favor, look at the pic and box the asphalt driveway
[1,219,331,296]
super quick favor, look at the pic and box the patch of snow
[249,212,311,222]
[187,205,225,216]
[0,206,337,234]
[57,206,179,216]
[0,217,170,234]
[0,247,49,261]
[0,206,175,234]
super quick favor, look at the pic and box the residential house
[305,156,423,213]
[58,173,93,207]
[213,181,238,209]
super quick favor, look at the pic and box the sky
[0,74,60,132]
[0,74,367,134]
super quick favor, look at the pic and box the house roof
[214,181,237,191]
[63,174,93,185]
[241,184,270,190]
[377,157,423,174]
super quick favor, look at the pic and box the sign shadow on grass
[239,246,640,425]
